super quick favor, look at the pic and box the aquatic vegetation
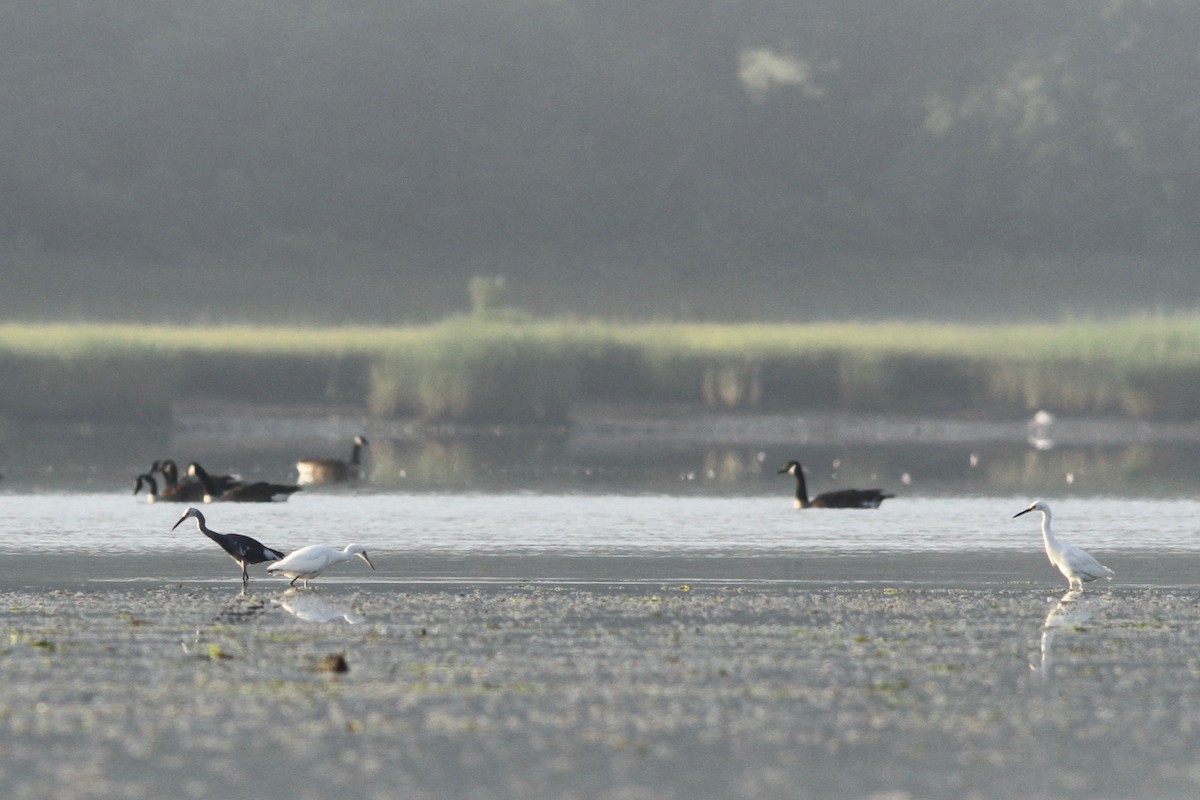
[205,643,233,660]
[5,313,1200,420]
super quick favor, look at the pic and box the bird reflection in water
[275,588,365,624]
[1031,590,1106,681]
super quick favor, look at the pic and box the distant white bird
[266,543,376,587]
[1013,500,1114,591]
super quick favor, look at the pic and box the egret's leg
[289,576,299,587]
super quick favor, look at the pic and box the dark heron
[1013,500,1114,592]
[187,462,300,503]
[172,506,286,589]
[777,460,895,509]
[296,435,369,484]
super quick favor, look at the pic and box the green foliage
[370,321,575,423]
[5,315,1200,421]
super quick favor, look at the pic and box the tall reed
[2,314,1200,421]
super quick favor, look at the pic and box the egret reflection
[276,589,365,624]
[1031,590,1104,680]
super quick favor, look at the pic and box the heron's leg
[289,576,299,587]
[241,562,249,587]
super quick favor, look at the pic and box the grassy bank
[2,314,1199,422]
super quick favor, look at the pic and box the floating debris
[316,653,349,674]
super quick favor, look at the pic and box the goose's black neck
[188,464,219,501]
[158,459,180,487]
[791,470,812,508]
[134,473,158,498]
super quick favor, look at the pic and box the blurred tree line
[2,0,1199,320]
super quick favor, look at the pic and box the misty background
[5,0,1200,324]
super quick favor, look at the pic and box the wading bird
[172,506,286,590]
[267,543,376,587]
[777,460,895,509]
[296,435,369,484]
[187,462,300,503]
[1013,500,1115,591]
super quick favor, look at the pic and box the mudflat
[2,553,1199,800]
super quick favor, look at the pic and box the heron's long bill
[358,552,376,570]
[1013,507,1034,518]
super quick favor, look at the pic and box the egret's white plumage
[1013,500,1114,591]
[266,543,375,587]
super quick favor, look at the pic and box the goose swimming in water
[149,459,203,502]
[133,473,160,503]
[296,435,369,485]
[777,460,895,509]
[187,462,300,503]
[1013,500,1114,591]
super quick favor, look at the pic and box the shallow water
[6,413,1200,800]
[2,491,1199,558]
[4,410,1200,570]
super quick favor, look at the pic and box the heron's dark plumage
[172,507,286,589]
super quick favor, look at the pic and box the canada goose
[295,435,369,484]
[149,459,204,502]
[133,473,160,503]
[1013,501,1114,591]
[187,462,300,503]
[777,460,895,509]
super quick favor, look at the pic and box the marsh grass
[369,322,575,422]
[2,314,1200,421]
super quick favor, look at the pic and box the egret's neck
[1038,510,1059,552]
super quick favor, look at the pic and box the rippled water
[2,491,1198,556]
[4,411,1200,560]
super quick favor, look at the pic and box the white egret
[777,460,895,509]
[266,543,376,587]
[1013,500,1114,591]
